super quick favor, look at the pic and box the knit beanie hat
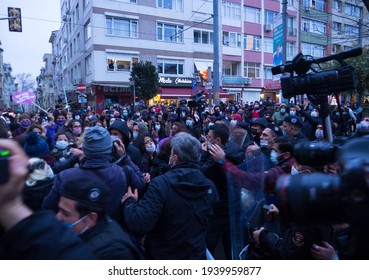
[83,126,112,155]
[24,132,50,158]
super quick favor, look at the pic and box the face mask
[133,131,138,139]
[5,120,11,125]
[57,119,66,126]
[209,122,214,127]
[186,120,193,127]
[31,118,35,122]
[308,106,313,111]
[109,121,115,126]
[270,150,279,164]
[230,120,237,126]
[280,108,286,114]
[155,125,161,131]
[254,105,259,109]
[181,112,186,117]
[289,110,296,116]
[123,113,128,117]
[73,127,82,135]
[311,112,319,118]
[145,143,156,153]
[55,140,69,150]
[291,165,299,176]
[282,130,286,136]
[270,150,285,164]
[260,139,269,148]
[20,120,31,128]
[75,115,80,120]
[64,215,89,234]
[111,135,119,142]
[315,129,324,139]
[250,128,258,135]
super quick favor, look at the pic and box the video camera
[272,47,362,99]
[276,137,369,258]
[188,90,206,108]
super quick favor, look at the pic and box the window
[244,34,261,51]
[194,30,213,45]
[344,24,359,35]
[264,37,273,53]
[286,42,296,60]
[85,54,92,75]
[332,44,342,54]
[85,19,91,41]
[333,22,342,32]
[301,42,325,58]
[106,16,138,38]
[223,31,241,47]
[222,1,241,20]
[344,3,362,18]
[157,59,184,75]
[244,6,261,23]
[244,62,260,78]
[333,0,342,11]
[157,0,183,11]
[264,66,273,79]
[157,22,184,43]
[106,53,138,72]
[303,0,326,12]
[301,18,326,35]
[264,10,277,25]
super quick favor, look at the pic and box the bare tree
[15,73,36,91]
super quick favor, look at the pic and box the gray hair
[171,132,201,163]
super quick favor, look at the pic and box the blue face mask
[308,106,313,111]
[64,215,89,234]
[270,150,285,164]
[55,140,69,150]
[123,113,128,117]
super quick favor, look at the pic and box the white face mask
[289,110,296,116]
[311,111,319,118]
[55,140,69,150]
[260,139,269,147]
[145,143,156,153]
[291,165,299,176]
[230,120,237,126]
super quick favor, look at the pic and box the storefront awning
[194,61,213,71]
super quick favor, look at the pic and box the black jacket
[123,162,218,259]
[1,211,95,260]
[80,217,143,260]
[200,141,245,215]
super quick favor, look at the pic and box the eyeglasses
[73,125,81,128]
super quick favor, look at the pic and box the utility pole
[282,0,287,65]
[213,0,220,105]
[281,0,288,104]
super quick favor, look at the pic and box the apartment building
[48,0,367,113]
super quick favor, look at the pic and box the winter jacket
[123,162,218,260]
[42,154,144,218]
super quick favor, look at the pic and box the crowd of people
[0,97,368,260]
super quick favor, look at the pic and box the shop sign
[159,77,196,88]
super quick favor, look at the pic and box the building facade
[49,0,368,113]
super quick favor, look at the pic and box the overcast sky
[0,0,61,80]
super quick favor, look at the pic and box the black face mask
[250,128,258,135]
